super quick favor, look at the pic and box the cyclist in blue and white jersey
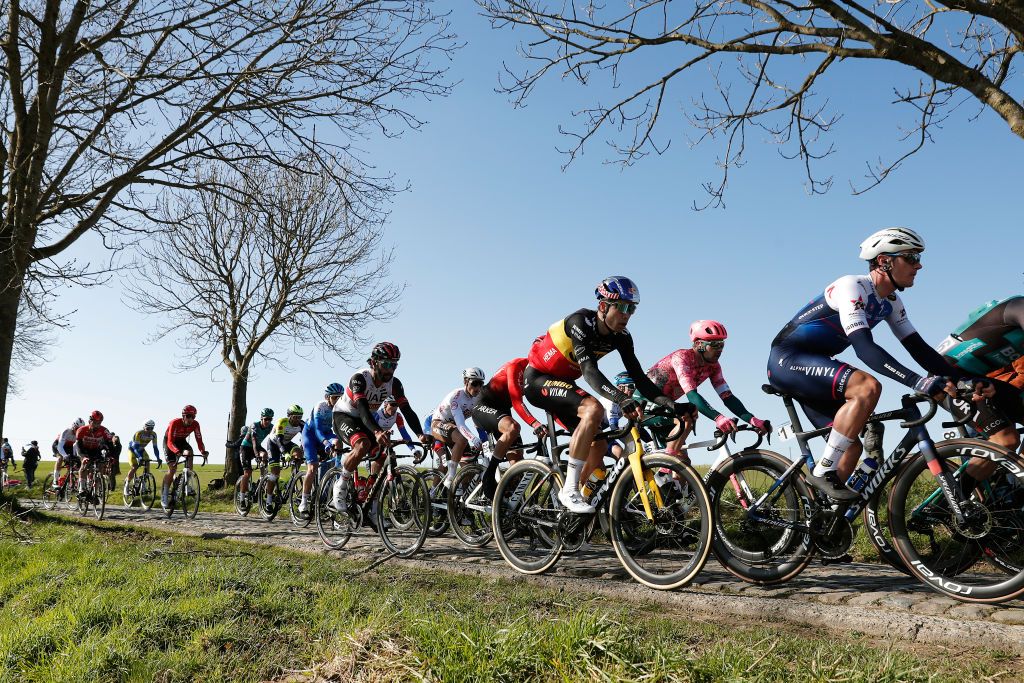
[51,418,85,490]
[375,396,414,446]
[767,228,992,499]
[298,385,345,516]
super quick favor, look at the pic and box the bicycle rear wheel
[448,463,493,547]
[491,459,563,575]
[705,450,814,584]
[420,468,450,537]
[378,467,430,557]
[122,476,137,508]
[233,478,251,517]
[609,455,712,590]
[288,473,312,528]
[316,468,353,550]
[139,472,157,511]
[889,439,1024,603]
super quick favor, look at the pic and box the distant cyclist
[646,320,767,459]
[431,367,487,489]
[238,408,275,506]
[75,410,114,501]
[125,419,161,495]
[299,388,344,516]
[523,276,677,513]
[767,228,991,500]
[162,405,209,508]
[261,405,305,510]
[51,417,84,490]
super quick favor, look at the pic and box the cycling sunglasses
[468,379,484,388]
[893,252,922,264]
[375,360,399,369]
[699,340,726,350]
[609,301,638,315]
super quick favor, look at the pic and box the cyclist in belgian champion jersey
[646,320,768,459]
[331,342,431,508]
[524,276,678,513]
[767,228,992,500]
[431,367,486,489]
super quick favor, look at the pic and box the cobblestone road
[37,502,1024,653]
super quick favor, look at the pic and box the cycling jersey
[334,368,411,434]
[939,296,1024,387]
[527,308,665,406]
[648,349,729,401]
[165,418,206,455]
[432,388,481,446]
[74,425,113,454]
[55,428,77,458]
[772,275,917,355]
[374,408,408,435]
[262,417,305,450]
[129,429,161,458]
[241,420,274,448]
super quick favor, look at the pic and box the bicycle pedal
[820,553,853,566]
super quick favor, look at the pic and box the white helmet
[463,367,486,382]
[145,419,156,429]
[72,417,85,429]
[858,227,925,261]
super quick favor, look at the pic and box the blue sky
[6,4,1021,464]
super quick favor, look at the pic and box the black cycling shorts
[266,439,287,465]
[333,412,372,447]
[523,367,591,431]
[240,444,259,471]
[767,346,857,429]
[472,399,511,435]
[166,438,194,464]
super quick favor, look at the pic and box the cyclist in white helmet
[51,418,85,490]
[767,228,992,499]
[124,419,161,494]
[431,367,487,488]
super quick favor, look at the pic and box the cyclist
[124,420,161,496]
[331,342,431,510]
[260,405,305,511]
[646,320,768,458]
[375,396,414,446]
[299,387,344,516]
[162,405,209,509]
[431,367,487,489]
[938,295,1024,489]
[75,410,114,501]
[523,276,677,513]
[767,227,991,500]
[238,408,275,506]
[472,357,544,496]
[51,417,84,490]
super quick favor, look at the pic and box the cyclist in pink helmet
[646,319,770,458]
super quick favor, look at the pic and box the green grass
[0,503,1018,683]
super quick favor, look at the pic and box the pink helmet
[689,320,728,342]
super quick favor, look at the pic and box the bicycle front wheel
[890,439,1024,603]
[609,455,712,590]
[122,476,136,508]
[448,463,493,547]
[41,474,57,510]
[139,472,156,511]
[180,469,201,519]
[315,468,353,550]
[419,468,450,537]
[92,474,107,520]
[378,466,430,557]
[491,459,564,575]
[705,450,814,585]
[288,473,312,528]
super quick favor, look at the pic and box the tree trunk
[222,366,249,484]
[0,279,24,438]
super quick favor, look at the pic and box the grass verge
[1,504,1019,683]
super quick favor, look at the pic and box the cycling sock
[563,457,585,492]
[813,430,854,477]
[445,460,457,483]
[300,494,308,506]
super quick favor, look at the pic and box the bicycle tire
[234,478,251,517]
[164,473,178,518]
[491,459,564,575]
[609,454,713,590]
[181,469,201,519]
[122,475,136,508]
[448,463,493,547]
[419,468,450,537]
[889,438,1024,603]
[41,474,57,510]
[315,468,353,550]
[288,473,312,528]
[140,472,157,511]
[259,474,282,522]
[64,471,79,511]
[705,450,815,585]
[861,466,913,576]
[378,466,430,558]
[93,473,107,520]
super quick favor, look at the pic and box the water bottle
[581,467,607,498]
[845,456,879,493]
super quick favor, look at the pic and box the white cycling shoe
[332,479,348,510]
[298,500,310,515]
[558,486,596,514]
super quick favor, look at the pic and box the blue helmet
[595,276,639,303]
[614,372,634,386]
[325,382,344,397]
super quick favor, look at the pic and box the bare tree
[0,0,456,433]
[125,160,400,483]
[479,0,1023,206]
